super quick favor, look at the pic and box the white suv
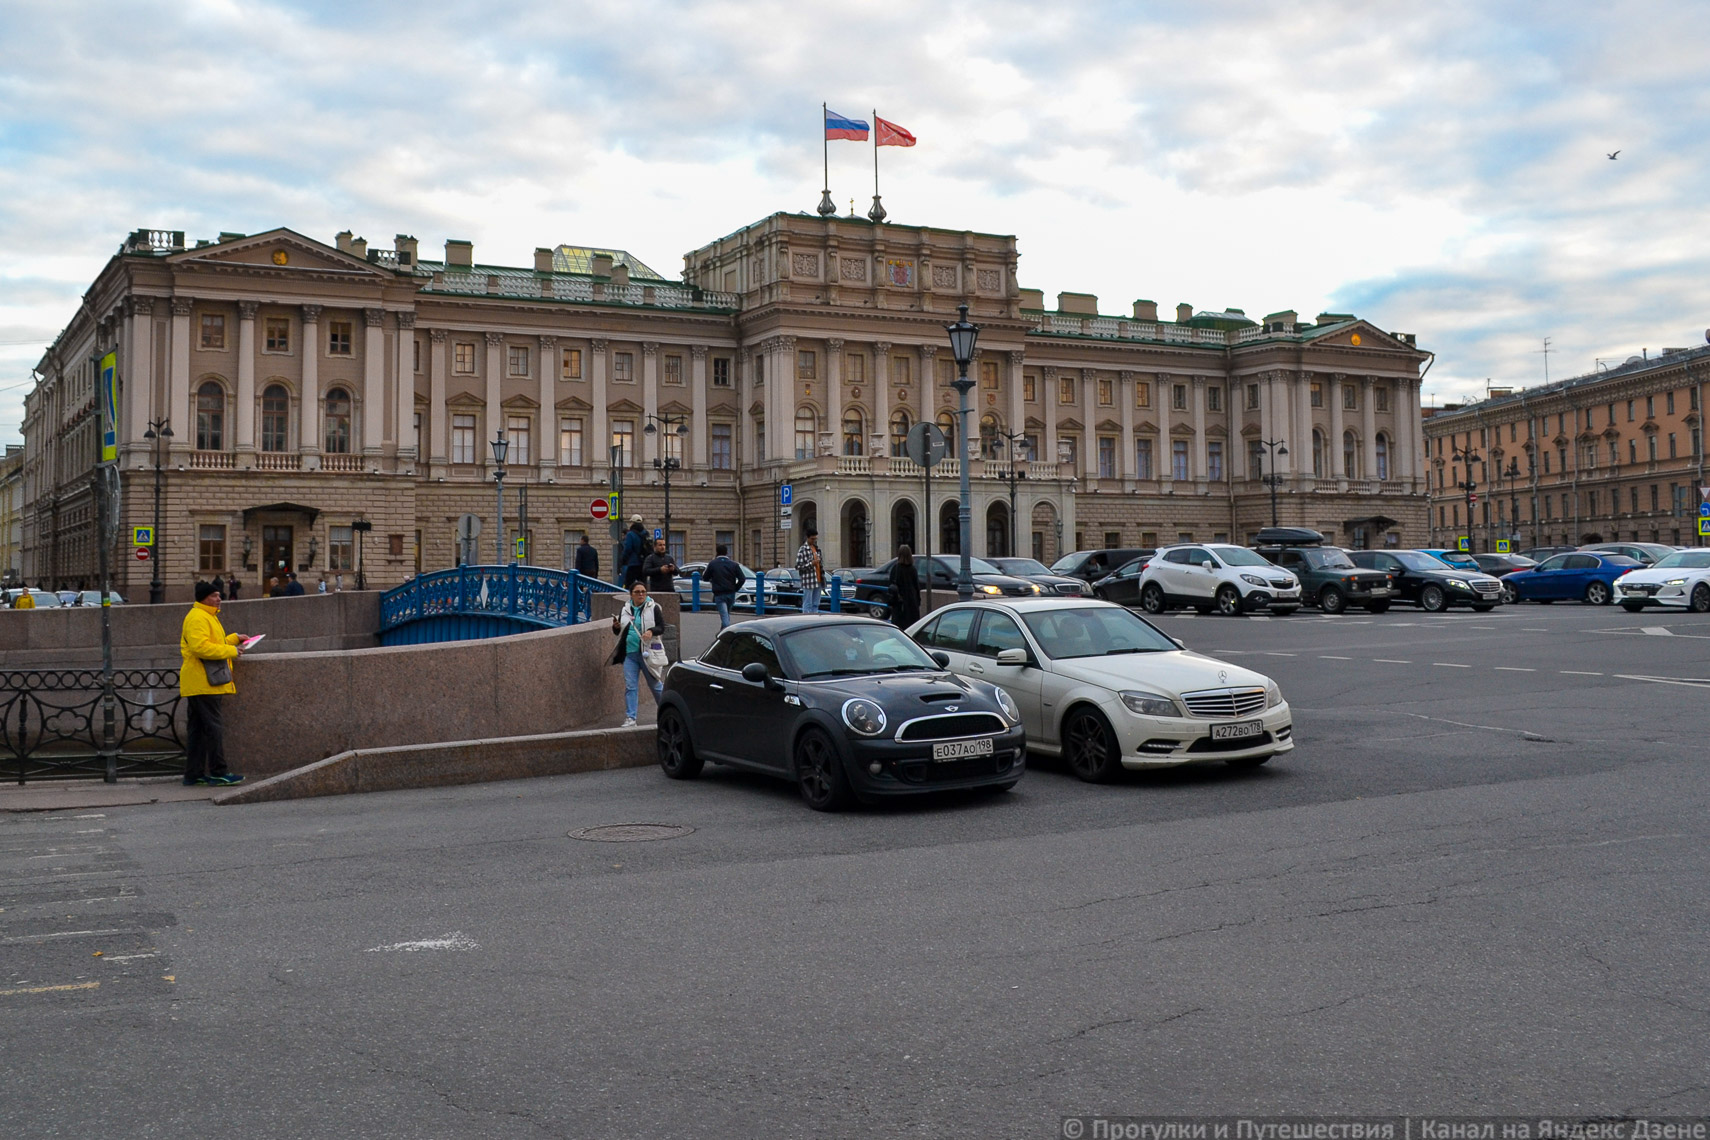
[1137,543,1302,616]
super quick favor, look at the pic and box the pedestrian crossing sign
[1456,535,1470,552]
[1495,539,1511,554]
[132,526,154,546]
[1699,517,1710,537]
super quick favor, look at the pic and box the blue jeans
[624,650,663,720]
[801,586,822,614]
[713,593,734,627]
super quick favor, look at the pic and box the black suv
[1252,528,1395,614]
[1347,549,1505,612]
[852,556,1043,612]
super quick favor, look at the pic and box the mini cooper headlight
[1240,574,1269,587]
[842,698,887,737]
[992,687,1021,723]
[1264,679,1284,709]
[1120,690,1181,718]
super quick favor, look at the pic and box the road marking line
[1264,652,1297,657]
[1373,659,1412,664]
[1433,662,1471,668]
[1468,625,1498,629]
[101,952,157,962]
[365,932,480,953]
[1522,628,1549,631]
[1,928,129,944]
[1614,673,1710,689]
[1319,655,1352,660]
[1494,667,1537,672]
[0,982,100,996]
[1561,671,1604,676]
[1643,626,1674,636]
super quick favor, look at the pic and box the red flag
[875,116,916,147]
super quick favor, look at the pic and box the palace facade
[21,212,1430,597]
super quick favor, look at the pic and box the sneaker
[182,776,213,787]
[621,717,638,727]
[209,773,245,785]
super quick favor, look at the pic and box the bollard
[691,571,701,612]
[830,577,842,613]
[755,571,766,616]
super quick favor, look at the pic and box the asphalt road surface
[5,602,1708,1138]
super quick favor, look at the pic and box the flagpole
[868,108,887,222]
[817,102,836,216]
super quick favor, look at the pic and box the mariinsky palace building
[20,211,1431,598]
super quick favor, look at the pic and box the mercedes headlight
[1240,574,1268,587]
[991,686,1021,724]
[841,698,887,737]
[1448,579,1472,589]
[1264,679,1284,709]
[1120,690,1181,718]
[977,584,1003,595]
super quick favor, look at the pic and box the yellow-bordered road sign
[133,526,154,546]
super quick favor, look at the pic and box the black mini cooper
[655,615,1027,811]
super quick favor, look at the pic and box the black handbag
[202,658,233,687]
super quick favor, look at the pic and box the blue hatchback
[1503,551,1644,605]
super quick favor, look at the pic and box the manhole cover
[569,823,695,843]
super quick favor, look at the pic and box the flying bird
[1607,150,1620,160]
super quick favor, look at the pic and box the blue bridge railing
[379,565,627,645]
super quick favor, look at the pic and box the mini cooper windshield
[1019,606,1178,660]
[785,623,941,679]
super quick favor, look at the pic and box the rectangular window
[1608,403,1616,426]
[1097,436,1115,478]
[1629,439,1637,464]
[507,415,531,465]
[613,352,634,382]
[328,321,353,356]
[1544,495,1552,519]
[1651,485,1659,511]
[413,338,421,374]
[1543,451,1550,474]
[1628,400,1635,421]
[1631,487,1640,513]
[1375,385,1390,412]
[668,530,687,564]
[1666,391,1676,415]
[508,345,529,377]
[264,318,290,353]
[1023,375,1036,402]
[413,412,421,457]
[1610,441,1619,466]
[712,357,731,387]
[1646,396,1654,418]
[664,422,685,463]
[1135,381,1151,408]
[664,354,684,385]
[1669,432,1677,459]
[1058,376,1075,404]
[1097,379,1113,406]
[561,348,582,379]
[611,420,634,467]
[558,417,583,465]
[797,350,817,379]
[1247,383,1260,410]
[891,357,909,384]
[1510,423,1517,442]
[1135,439,1153,479]
[711,423,733,470]
[1171,439,1189,481]
[451,414,476,464]
[981,361,999,390]
[453,342,475,374]
[561,531,586,570]
[1207,440,1224,481]
[200,314,225,350]
[755,356,765,387]
[1310,382,1323,408]
[329,526,353,571]
[1206,386,1222,412]
[1343,386,1357,410]
[1249,439,1264,479]
[198,525,226,573]
[1172,384,1187,410]
[1103,531,1121,549]
[1649,435,1658,461]
[848,355,866,384]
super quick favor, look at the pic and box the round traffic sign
[134,547,149,561]
[590,498,610,520]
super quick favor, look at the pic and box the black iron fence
[2,669,185,783]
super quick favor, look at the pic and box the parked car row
[4,588,126,608]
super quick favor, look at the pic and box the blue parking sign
[780,484,793,506]
[654,528,663,540]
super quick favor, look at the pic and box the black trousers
[184,694,228,780]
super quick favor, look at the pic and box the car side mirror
[740,662,773,687]
[929,650,951,667]
[995,647,1028,666]
[1201,560,1215,571]
[1172,638,1187,649]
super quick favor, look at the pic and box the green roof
[551,245,669,281]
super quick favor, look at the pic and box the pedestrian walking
[610,581,665,727]
[317,575,328,594]
[889,544,921,628]
[642,537,678,595]
[179,580,249,786]
[704,544,745,628]
[573,533,600,580]
[619,517,648,587]
[228,574,242,600]
[267,576,285,597]
[284,571,306,596]
[796,525,824,613]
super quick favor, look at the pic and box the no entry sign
[590,498,610,520]
[134,547,150,561]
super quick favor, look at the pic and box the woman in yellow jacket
[179,580,250,786]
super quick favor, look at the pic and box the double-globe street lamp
[142,417,173,604]
[644,412,691,555]
[945,304,980,601]
[988,426,1030,559]
[1452,442,1482,552]
[1256,438,1288,528]
[491,431,509,564]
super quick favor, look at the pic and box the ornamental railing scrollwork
[2,669,186,784]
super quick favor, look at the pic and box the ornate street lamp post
[491,431,509,564]
[991,427,1030,558]
[1452,441,1482,552]
[945,304,980,601]
[142,418,172,603]
[1257,438,1288,528]
[644,412,691,556]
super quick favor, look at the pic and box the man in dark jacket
[642,538,678,595]
[573,534,600,580]
[620,518,648,587]
[284,571,306,597]
[704,544,746,628]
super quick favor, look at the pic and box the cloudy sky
[4,0,1708,443]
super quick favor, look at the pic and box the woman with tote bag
[610,581,666,727]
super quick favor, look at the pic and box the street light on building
[1452,441,1482,552]
[644,412,690,557]
[990,427,1030,558]
[944,304,980,601]
[141,418,172,603]
[490,431,509,564]
[1257,438,1288,528]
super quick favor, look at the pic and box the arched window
[890,409,912,456]
[325,388,352,454]
[261,384,289,452]
[1343,430,1358,479]
[794,408,818,459]
[980,413,1002,458]
[1376,433,1390,481]
[195,381,225,451]
[1312,429,1325,478]
[842,408,865,456]
[936,411,958,458]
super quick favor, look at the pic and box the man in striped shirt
[796,525,824,614]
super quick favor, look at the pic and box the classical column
[777,336,798,460]
[873,342,892,456]
[299,304,321,469]
[690,345,709,467]
[641,341,660,466]
[738,348,756,463]
[918,344,938,456]
[1266,371,1290,475]
[1329,373,1347,480]
[1409,379,1425,485]
[1291,372,1310,485]
[538,335,558,477]
[428,329,448,474]
[826,338,844,457]
[1157,373,1173,487]
[168,298,192,452]
[124,298,155,465]
[1081,369,1098,480]
[396,312,416,465]
[1191,376,1207,484]
[1041,366,1059,473]
[1362,376,1378,482]
[1118,370,1135,481]
[483,332,503,463]
[363,308,385,458]
[234,301,257,466]
[589,339,609,473]
[1007,351,1026,462]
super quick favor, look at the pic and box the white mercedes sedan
[908,598,1294,782]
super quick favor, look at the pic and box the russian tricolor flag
[824,108,870,141]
